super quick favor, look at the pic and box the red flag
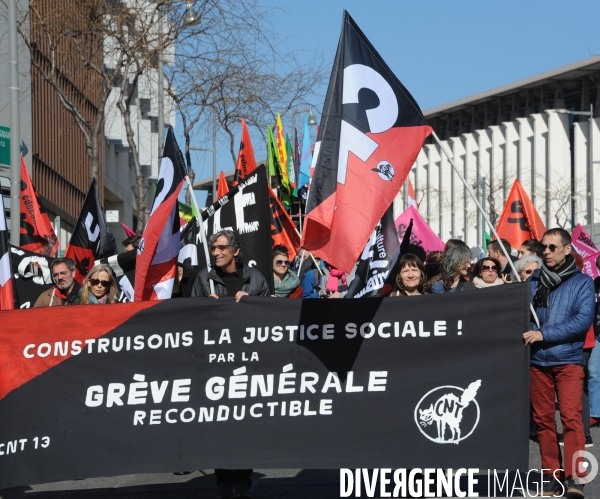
[134,127,187,301]
[301,12,432,273]
[217,171,229,200]
[0,194,14,310]
[268,186,301,261]
[65,178,117,285]
[496,179,546,249]
[19,157,58,256]
[407,178,417,209]
[232,118,257,187]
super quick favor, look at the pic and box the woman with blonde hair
[76,263,119,304]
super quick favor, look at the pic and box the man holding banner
[524,228,595,497]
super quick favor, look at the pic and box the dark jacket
[529,267,595,366]
[191,264,270,297]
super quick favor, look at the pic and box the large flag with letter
[302,11,432,273]
[0,194,14,310]
[233,118,257,187]
[346,205,399,298]
[496,179,546,250]
[394,205,445,257]
[268,186,301,261]
[134,127,187,301]
[64,178,116,285]
[198,166,274,294]
[19,157,58,256]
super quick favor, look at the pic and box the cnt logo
[414,380,481,445]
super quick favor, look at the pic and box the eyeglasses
[52,271,71,279]
[541,243,566,253]
[275,260,290,267]
[210,244,230,253]
[481,265,498,272]
[89,278,110,288]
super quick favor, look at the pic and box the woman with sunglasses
[472,257,504,289]
[272,245,300,297]
[75,263,118,304]
[514,254,542,282]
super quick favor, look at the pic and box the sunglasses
[275,260,290,267]
[210,244,230,253]
[89,278,110,288]
[522,269,534,275]
[541,243,566,253]
[481,265,498,272]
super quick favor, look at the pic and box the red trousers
[530,364,585,479]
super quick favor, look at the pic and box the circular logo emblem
[372,161,394,181]
[414,380,481,444]
[137,238,145,255]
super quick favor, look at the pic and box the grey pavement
[2,427,600,498]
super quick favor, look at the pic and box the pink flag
[395,205,445,257]
[582,252,600,281]
[572,224,598,259]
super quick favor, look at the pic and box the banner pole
[185,176,215,295]
[432,131,540,328]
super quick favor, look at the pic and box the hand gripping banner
[0,285,530,489]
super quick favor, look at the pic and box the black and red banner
[0,285,530,489]
[64,178,116,284]
[19,157,58,257]
[199,166,275,294]
[302,11,432,273]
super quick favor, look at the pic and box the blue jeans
[588,339,600,418]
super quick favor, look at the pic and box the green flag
[484,231,493,250]
[268,124,290,208]
[178,201,196,222]
[286,134,298,201]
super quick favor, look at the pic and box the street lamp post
[556,107,595,243]
[189,111,217,202]
[8,0,21,246]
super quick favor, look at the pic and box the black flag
[345,205,399,298]
[199,165,274,294]
[64,178,117,284]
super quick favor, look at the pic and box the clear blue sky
[184,0,600,205]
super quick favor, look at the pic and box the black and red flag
[232,118,257,187]
[345,204,399,298]
[19,157,58,257]
[134,127,187,301]
[64,178,116,285]
[302,11,432,273]
[0,193,15,310]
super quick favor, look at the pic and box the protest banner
[0,285,530,489]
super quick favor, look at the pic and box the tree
[164,0,327,199]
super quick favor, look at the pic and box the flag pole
[432,131,540,327]
[185,176,215,295]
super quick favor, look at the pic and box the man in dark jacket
[524,228,595,497]
[191,229,269,301]
[191,229,268,498]
[33,257,81,307]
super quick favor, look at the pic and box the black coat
[191,264,270,297]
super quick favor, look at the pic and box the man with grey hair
[33,257,81,307]
[191,229,269,301]
[191,230,268,498]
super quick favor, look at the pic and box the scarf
[533,254,577,308]
[89,293,109,304]
[473,276,504,288]
[326,267,347,292]
[274,270,301,297]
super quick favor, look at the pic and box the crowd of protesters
[30,227,600,498]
